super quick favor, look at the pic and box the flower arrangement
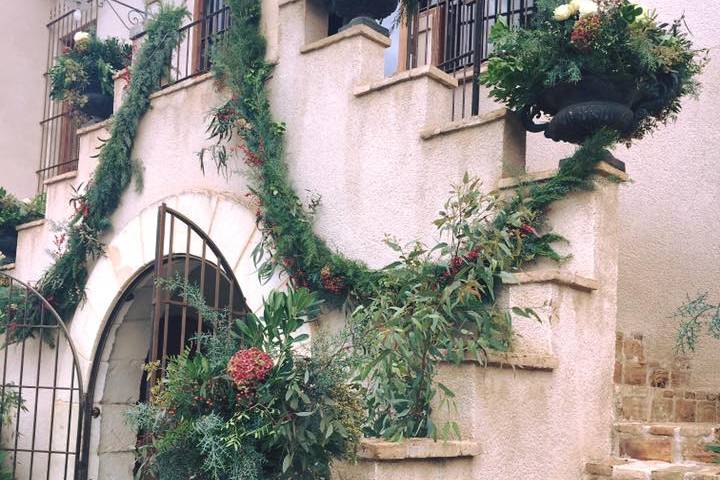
[128,283,364,480]
[481,0,708,143]
[49,32,131,120]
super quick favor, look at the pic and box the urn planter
[330,0,398,36]
[0,226,18,262]
[522,75,639,144]
[79,89,114,121]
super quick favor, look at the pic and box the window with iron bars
[400,0,535,120]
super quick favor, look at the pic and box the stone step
[613,422,719,464]
[585,458,720,479]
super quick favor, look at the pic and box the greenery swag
[36,6,189,322]
[199,0,629,442]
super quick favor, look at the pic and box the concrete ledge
[0,263,15,272]
[499,160,629,190]
[43,170,78,186]
[301,25,391,55]
[149,72,215,101]
[16,219,45,232]
[504,269,600,292]
[358,438,481,460]
[77,118,112,137]
[485,352,559,371]
[420,108,507,140]
[354,65,458,98]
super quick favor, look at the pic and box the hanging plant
[480,0,708,144]
[49,32,132,121]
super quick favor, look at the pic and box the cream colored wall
[0,0,53,198]
[524,0,720,389]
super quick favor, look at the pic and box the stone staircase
[584,422,720,479]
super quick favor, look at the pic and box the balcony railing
[403,0,535,120]
[134,4,231,90]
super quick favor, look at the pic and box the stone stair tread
[615,422,720,437]
[587,458,720,479]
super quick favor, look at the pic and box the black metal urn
[0,226,18,263]
[330,0,399,36]
[79,90,114,121]
[522,75,639,144]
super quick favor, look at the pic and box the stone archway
[68,192,281,480]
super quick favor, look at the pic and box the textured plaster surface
[521,0,720,390]
[0,0,53,199]
[3,1,638,477]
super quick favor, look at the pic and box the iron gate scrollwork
[0,273,85,479]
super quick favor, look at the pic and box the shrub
[128,283,365,480]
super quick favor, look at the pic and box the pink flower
[227,348,273,397]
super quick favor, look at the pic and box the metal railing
[135,4,231,90]
[37,0,99,191]
[404,0,535,120]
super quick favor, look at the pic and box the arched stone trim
[69,190,282,479]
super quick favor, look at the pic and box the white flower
[73,31,91,44]
[577,0,599,17]
[553,4,576,21]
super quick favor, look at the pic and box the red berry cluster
[237,144,263,168]
[227,348,273,397]
[320,265,345,294]
[443,247,482,280]
[216,104,237,123]
[192,395,214,408]
[519,224,538,236]
[571,14,602,51]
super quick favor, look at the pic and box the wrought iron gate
[0,273,85,479]
[149,204,248,388]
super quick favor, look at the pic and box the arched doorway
[81,205,248,479]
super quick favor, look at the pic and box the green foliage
[480,0,707,141]
[0,188,45,263]
[0,385,26,479]
[675,293,720,354]
[49,33,131,116]
[128,281,365,480]
[38,5,189,320]
[200,0,622,442]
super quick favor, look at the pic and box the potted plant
[480,0,707,144]
[0,189,45,265]
[49,32,131,122]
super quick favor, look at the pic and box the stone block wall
[615,332,720,423]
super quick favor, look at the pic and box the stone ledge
[357,438,481,460]
[354,65,458,98]
[16,219,45,232]
[504,269,600,292]
[43,170,78,186]
[0,263,15,272]
[77,118,112,136]
[498,160,630,190]
[485,352,559,371]
[301,25,391,55]
[149,72,215,101]
[420,108,507,140]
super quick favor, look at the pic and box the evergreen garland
[203,0,623,440]
[38,6,188,319]
[207,0,615,303]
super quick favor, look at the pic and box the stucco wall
[0,0,53,199]
[523,0,720,390]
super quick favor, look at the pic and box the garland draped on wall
[37,6,188,319]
